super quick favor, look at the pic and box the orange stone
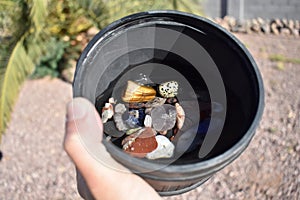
[123,128,157,157]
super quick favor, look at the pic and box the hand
[64,98,161,200]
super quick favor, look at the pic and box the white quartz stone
[146,135,175,159]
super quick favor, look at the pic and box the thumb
[64,97,130,173]
[64,97,161,200]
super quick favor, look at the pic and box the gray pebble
[151,104,177,132]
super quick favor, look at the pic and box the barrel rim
[73,10,265,176]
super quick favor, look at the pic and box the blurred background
[0,0,202,137]
[0,0,299,199]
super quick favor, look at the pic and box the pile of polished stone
[101,80,185,159]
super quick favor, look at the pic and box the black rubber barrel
[73,11,264,196]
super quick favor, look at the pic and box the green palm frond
[0,0,203,142]
[28,0,47,34]
[0,0,16,7]
[0,35,35,141]
[0,0,48,141]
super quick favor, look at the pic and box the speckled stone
[158,81,178,98]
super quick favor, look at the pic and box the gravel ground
[0,33,299,199]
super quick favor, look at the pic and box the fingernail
[67,99,88,121]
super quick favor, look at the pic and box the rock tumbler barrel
[73,10,264,196]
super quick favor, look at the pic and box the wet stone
[123,128,157,158]
[137,108,146,125]
[128,102,145,109]
[166,97,178,104]
[124,108,146,127]
[145,107,152,115]
[126,109,144,128]
[113,104,128,131]
[175,103,185,130]
[101,79,200,159]
[103,121,125,138]
[114,113,129,131]
[122,81,156,103]
[126,127,142,135]
[108,97,116,104]
[115,103,126,114]
[158,81,178,98]
[125,136,157,158]
[101,102,114,123]
[146,135,175,160]
[145,97,166,108]
[122,128,144,147]
[144,115,152,127]
[126,114,140,128]
[151,104,177,132]
[113,103,130,131]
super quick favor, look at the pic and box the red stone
[124,128,157,157]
